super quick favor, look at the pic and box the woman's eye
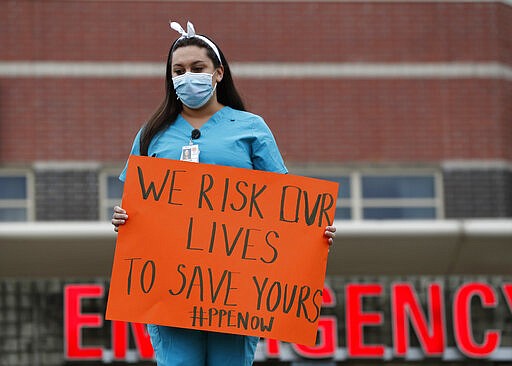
[173,69,184,75]
[192,67,204,73]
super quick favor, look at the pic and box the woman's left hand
[324,225,337,246]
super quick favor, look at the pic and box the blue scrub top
[119,106,287,181]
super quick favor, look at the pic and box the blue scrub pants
[147,324,259,366]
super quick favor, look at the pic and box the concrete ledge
[0,220,510,277]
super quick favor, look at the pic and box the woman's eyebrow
[172,60,207,68]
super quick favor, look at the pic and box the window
[361,174,440,219]
[99,170,124,221]
[299,169,443,221]
[0,171,33,221]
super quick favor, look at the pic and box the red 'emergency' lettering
[265,339,280,357]
[63,282,512,361]
[453,283,500,358]
[112,321,154,359]
[64,284,104,359]
[292,317,337,357]
[392,283,445,356]
[265,285,336,358]
[346,284,384,357]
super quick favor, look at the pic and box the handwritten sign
[106,155,339,345]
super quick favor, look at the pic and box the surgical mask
[172,72,216,109]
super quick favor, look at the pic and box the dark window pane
[362,176,435,198]
[335,207,351,220]
[363,207,436,220]
[107,176,124,199]
[0,208,27,221]
[0,177,27,199]
[311,176,350,198]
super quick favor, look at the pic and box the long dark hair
[139,36,245,156]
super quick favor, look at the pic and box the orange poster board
[106,155,339,346]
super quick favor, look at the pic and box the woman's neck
[181,100,224,129]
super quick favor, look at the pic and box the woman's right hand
[112,205,128,232]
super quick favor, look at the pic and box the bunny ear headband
[170,21,222,65]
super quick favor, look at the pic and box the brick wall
[1,1,511,164]
[241,78,512,163]
[1,78,510,163]
[1,1,511,63]
[0,78,159,162]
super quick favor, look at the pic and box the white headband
[170,21,222,65]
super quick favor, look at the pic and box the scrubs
[119,106,287,365]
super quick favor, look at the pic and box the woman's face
[171,45,223,82]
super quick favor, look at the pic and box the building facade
[0,0,511,365]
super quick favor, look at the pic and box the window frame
[289,167,444,221]
[0,169,35,221]
[356,169,444,220]
[99,168,124,221]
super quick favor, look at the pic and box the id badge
[181,143,200,162]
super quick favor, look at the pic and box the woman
[112,21,336,366]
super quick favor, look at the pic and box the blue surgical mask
[172,72,216,109]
